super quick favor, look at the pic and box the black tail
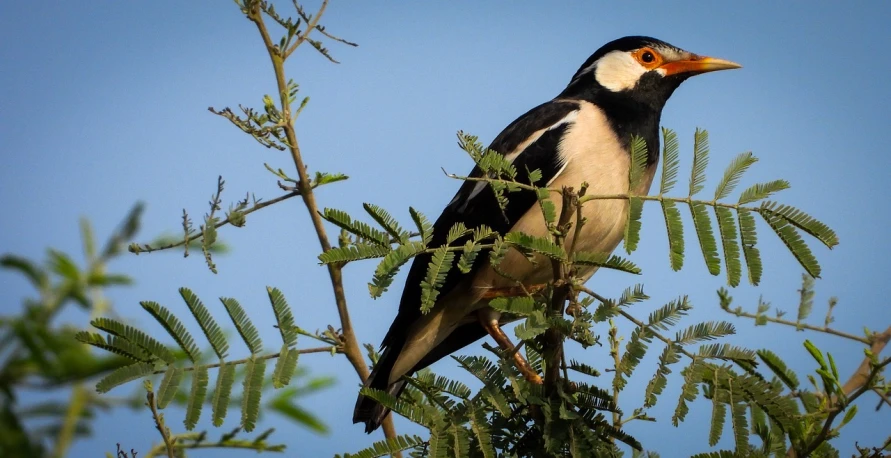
[353,347,407,433]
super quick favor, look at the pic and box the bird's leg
[477,309,543,384]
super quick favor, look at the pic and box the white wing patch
[452,110,580,212]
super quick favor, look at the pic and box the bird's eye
[641,51,655,63]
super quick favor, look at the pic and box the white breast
[474,101,656,288]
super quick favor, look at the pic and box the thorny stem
[130,190,301,254]
[543,187,576,394]
[244,2,400,447]
[147,390,176,458]
[722,306,871,345]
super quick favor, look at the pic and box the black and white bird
[354,36,740,432]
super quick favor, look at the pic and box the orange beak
[659,55,742,76]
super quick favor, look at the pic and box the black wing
[379,99,580,350]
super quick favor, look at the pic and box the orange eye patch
[632,47,663,69]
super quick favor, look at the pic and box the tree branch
[245,1,400,447]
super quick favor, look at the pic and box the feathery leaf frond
[761,209,821,278]
[714,152,757,200]
[420,246,456,314]
[623,197,644,254]
[140,301,202,362]
[690,203,721,275]
[738,180,790,204]
[338,434,426,458]
[715,207,742,287]
[212,362,236,427]
[369,242,425,298]
[757,349,799,390]
[75,332,153,362]
[573,251,641,274]
[689,128,710,196]
[737,209,762,285]
[629,134,649,190]
[90,318,175,364]
[409,207,433,246]
[318,244,392,264]
[96,362,155,393]
[760,201,838,248]
[272,343,299,388]
[321,208,390,246]
[363,203,409,243]
[504,232,566,261]
[266,286,298,347]
[180,287,229,360]
[221,297,263,354]
[661,200,685,271]
[157,366,183,409]
[241,357,266,432]
[660,127,680,194]
[184,366,209,430]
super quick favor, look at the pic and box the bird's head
[561,36,741,109]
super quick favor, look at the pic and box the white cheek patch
[593,51,647,92]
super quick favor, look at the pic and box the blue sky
[2,1,890,457]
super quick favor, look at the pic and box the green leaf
[714,152,757,200]
[0,255,48,289]
[644,344,682,408]
[689,128,710,196]
[488,296,537,316]
[266,287,298,347]
[647,297,692,331]
[363,203,408,242]
[568,360,601,378]
[737,209,762,285]
[760,201,838,248]
[757,350,799,390]
[675,321,736,345]
[241,357,266,432]
[75,332,152,362]
[313,171,349,187]
[268,391,329,434]
[409,207,433,246]
[211,362,236,427]
[797,273,815,325]
[690,203,721,275]
[729,393,749,452]
[624,197,644,254]
[469,406,496,458]
[456,240,480,274]
[95,362,155,393]
[661,200,685,271]
[338,434,426,458]
[737,179,790,204]
[446,222,471,244]
[504,232,566,261]
[761,209,821,278]
[48,249,80,281]
[628,134,649,190]
[419,246,455,314]
[272,343,299,388]
[321,208,391,246]
[220,297,263,354]
[573,251,641,274]
[537,187,557,227]
[715,207,742,287]
[672,361,703,426]
[180,287,229,360]
[157,366,183,409]
[709,394,727,446]
[184,366,209,430]
[90,318,175,364]
[318,244,392,264]
[369,242,425,298]
[140,301,202,363]
[660,128,680,194]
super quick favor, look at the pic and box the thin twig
[543,187,575,393]
[245,2,400,447]
[147,390,176,458]
[723,307,871,345]
[131,190,301,254]
[284,0,328,58]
